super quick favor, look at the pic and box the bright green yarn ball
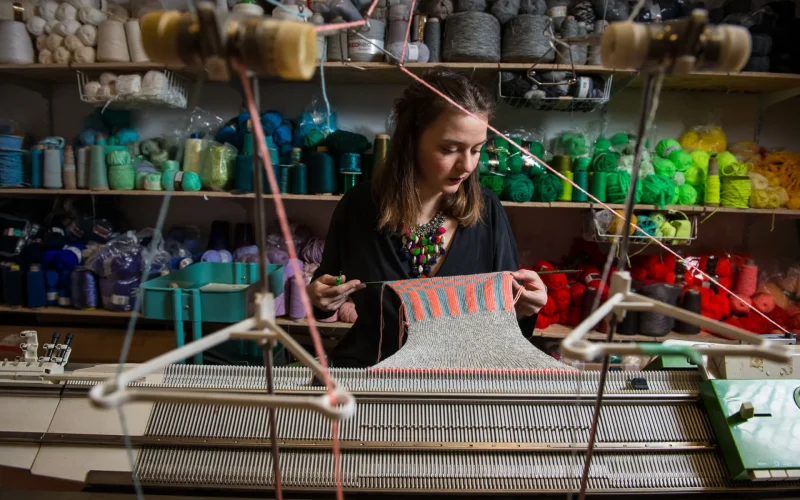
[610,132,629,150]
[684,166,706,186]
[107,149,131,167]
[480,173,505,196]
[533,173,564,202]
[653,158,677,178]
[108,164,135,190]
[182,171,202,192]
[502,173,534,202]
[559,133,589,157]
[677,183,699,205]
[606,170,642,204]
[641,174,675,207]
[690,150,710,171]
[655,139,681,158]
[593,137,612,155]
[668,150,692,172]
[717,151,738,171]
[592,152,619,173]
[672,184,679,204]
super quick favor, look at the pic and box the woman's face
[416,109,488,196]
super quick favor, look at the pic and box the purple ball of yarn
[108,253,141,280]
[218,250,233,262]
[301,237,325,264]
[233,245,259,262]
[99,276,140,312]
[202,250,222,262]
[266,246,289,266]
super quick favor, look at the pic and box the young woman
[308,69,547,368]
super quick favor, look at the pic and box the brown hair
[372,68,495,233]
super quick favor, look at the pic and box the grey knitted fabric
[373,272,570,369]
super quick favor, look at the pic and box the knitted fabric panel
[374,272,571,369]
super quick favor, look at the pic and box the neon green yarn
[655,138,681,158]
[653,158,676,178]
[668,150,692,172]
[533,173,564,202]
[502,173,534,202]
[716,151,738,171]
[684,166,706,186]
[690,150,710,172]
[641,174,675,207]
[480,172,505,196]
[677,183,699,205]
[606,170,642,204]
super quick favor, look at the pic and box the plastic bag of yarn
[99,275,140,312]
[84,230,144,280]
[678,124,727,153]
[555,131,589,157]
[198,140,236,191]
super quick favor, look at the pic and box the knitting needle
[356,269,581,286]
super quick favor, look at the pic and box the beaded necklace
[398,212,447,278]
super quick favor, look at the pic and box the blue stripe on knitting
[435,286,450,316]
[400,292,417,322]
[492,273,506,311]
[418,289,433,320]
[475,280,488,313]
[456,285,469,316]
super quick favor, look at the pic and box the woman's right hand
[307,274,366,312]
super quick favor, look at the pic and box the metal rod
[263,340,283,500]
[251,77,269,292]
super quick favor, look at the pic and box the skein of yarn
[491,0,521,24]
[519,0,546,13]
[555,17,587,64]
[501,14,554,62]
[38,48,53,63]
[0,21,35,63]
[78,6,107,26]
[76,146,89,188]
[64,33,83,51]
[326,16,348,61]
[53,19,80,36]
[76,24,96,45]
[43,148,62,189]
[423,16,441,62]
[54,45,71,63]
[442,12,500,62]
[45,32,62,50]
[124,19,148,62]
[62,145,76,189]
[639,283,682,336]
[27,16,46,36]
[74,45,95,63]
[97,20,130,62]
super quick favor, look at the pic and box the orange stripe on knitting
[425,288,443,318]
[409,291,425,321]
[484,276,496,311]
[445,286,460,316]
[465,283,478,313]
[501,273,514,311]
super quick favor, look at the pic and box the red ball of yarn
[533,260,556,273]
[771,306,789,328]
[570,283,586,305]
[631,267,648,281]
[723,317,744,329]
[579,265,600,283]
[716,257,732,277]
[553,288,572,312]
[752,293,776,314]
[729,294,752,315]
[558,310,570,325]
[536,314,551,330]
[665,272,676,284]
[543,294,557,316]
[718,277,733,293]
[544,272,568,291]
[647,261,668,280]
[789,313,800,331]
[663,253,677,272]
[714,293,730,318]
[569,306,581,326]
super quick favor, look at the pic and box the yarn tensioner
[140,3,317,82]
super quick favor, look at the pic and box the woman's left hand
[511,269,548,319]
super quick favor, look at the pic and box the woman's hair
[372,68,495,233]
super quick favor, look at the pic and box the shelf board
[2,62,799,93]
[4,188,800,217]
[2,304,743,344]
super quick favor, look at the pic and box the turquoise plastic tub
[141,262,284,364]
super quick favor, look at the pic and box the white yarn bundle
[54,18,80,35]
[55,2,77,21]
[78,6,106,25]
[64,33,82,50]
[0,20,35,63]
[54,45,71,63]
[46,32,63,50]
[125,19,148,62]
[44,17,58,32]
[38,47,53,63]
[115,74,141,95]
[74,45,95,62]
[26,16,45,35]
[37,0,58,20]
[99,71,117,86]
[76,23,95,45]
[96,19,130,62]
[83,80,101,98]
[141,70,167,95]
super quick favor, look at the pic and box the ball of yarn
[339,301,358,323]
[108,164,135,190]
[592,152,619,173]
[149,150,169,167]
[302,237,325,264]
[421,0,454,19]
[641,174,675,207]
[716,151,738,172]
[684,166,706,186]
[677,183,698,205]
[480,173,505,195]
[502,173,534,202]
[442,12,501,62]
[501,15,554,62]
[53,46,71,64]
[634,215,658,237]
[456,0,486,11]
[491,0,521,24]
[533,173,563,202]
[519,0,546,13]
[606,170,642,204]
[182,171,202,191]
[653,158,676,178]
[27,16,46,36]
[107,149,130,167]
[655,139,681,158]
[76,24,96,46]
[593,137,611,155]
[690,150,710,172]
[729,294,752,315]
[558,132,589,157]
[673,171,685,186]
[752,293,775,314]
[668,150,692,172]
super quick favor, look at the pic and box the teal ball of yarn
[108,164,135,190]
[653,158,677,178]
[502,173,534,202]
[668,150,692,172]
[634,215,659,237]
[182,171,202,192]
[533,173,563,202]
[606,171,642,204]
[107,149,131,167]
[677,183,698,205]
[655,138,681,158]
[640,174,675,207]
[480,173,505,196]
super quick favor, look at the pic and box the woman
[308,68,547,368]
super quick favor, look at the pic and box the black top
[314,181,536,368]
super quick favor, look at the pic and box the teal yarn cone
[89,138,108,191]
[590,171,607,202]
[292,163,308,194]
[573,170,589,202]
[234,155,254,192]
[308,147,336,194]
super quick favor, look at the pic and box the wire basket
[498,72,611,112]
[77,70,189,109]
[582,209,698,246]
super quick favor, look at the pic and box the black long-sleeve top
[314,181,536,368]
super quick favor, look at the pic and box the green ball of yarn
[653,158,677,178]
[717,151,738,171]
[161,160,179,173]
[668,150,692,172]
[161,170,175,191]
[182,171,202,192]
[641,174,675,207]
[144,172,163,191]
[671,184,679,204]
[684,166,706,186]
[655,139,681,158]
[107,149,131,167]
[592,152,619,173]
[507,138,525,174]
[527,158,547,178]
[140,139,160,156]
[677,183,698,205]
[480,173,504,196]
[303,129,326,148]
[593,137,611,155]
[529,141,545,159]
[108,164,135,190]
[690,150,710,172]
[533,173,563,202]
[150,150,169,168]
[502,173,534,202]
[574,157,592,172]
[606,171,642,204]
[559,132,589,157]
[610,132,629,149]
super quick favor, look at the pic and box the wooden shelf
[4,188,800,217]
[536,323,740,344]
[2,62,799,93]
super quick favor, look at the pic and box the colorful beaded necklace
[398,212,447,278]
